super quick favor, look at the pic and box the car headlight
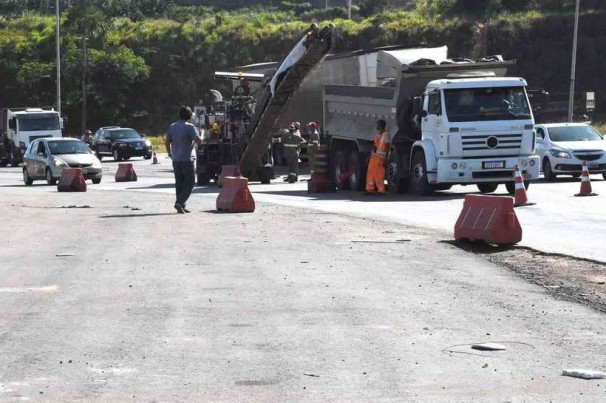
[550,149,571,159]
[145,140,152,147]
[52,157,67,167]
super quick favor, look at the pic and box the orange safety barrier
[216,176,255,212]
[218,165,241,188]
[308,146,335,193]
[57,168,87,192]
[454,194,522,246]
[115,163,138,182]
[575,161,597,197]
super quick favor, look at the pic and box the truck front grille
[462,133,523,152]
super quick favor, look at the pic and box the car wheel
[113,149,122,162]
[477,182,498,193]
[95,150,103,161]
[410,151,434,196]
[46,168,57,185]
[543,158,557,181]
[92,178,101,184]
[505,180,530,195]
[124,156,130,161]
[23,168,33,185]
[144,152,152,160]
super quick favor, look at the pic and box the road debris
[471,343,507,351]
[562,369,606,380]
[56,253,75,257]
[303,373,320,378]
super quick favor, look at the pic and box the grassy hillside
[0,6,603,134]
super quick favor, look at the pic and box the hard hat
[294,121,301,130]
[85,130,92,134]
[288,123,295,130]
[306,122,318,129]
[212,123,220,131]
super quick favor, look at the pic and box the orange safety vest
[372,130,390,159]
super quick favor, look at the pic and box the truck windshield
[18,116,60,131]
[444,86,531,122]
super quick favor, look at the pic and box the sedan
[535,123,606,180]
[92,127,153,161]
[23,138,103,185]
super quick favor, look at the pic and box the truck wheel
[542,158,557,181]
[45,168,57,185]
[23,168,33,185]
[477,183,498,193]
[332,150,349,190]
[410,151,434,196]
[9,151,19,167]
[386,145,408,195]
[347,151,364,191]
[113,149,122,162]
[505,180,530,194]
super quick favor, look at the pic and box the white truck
[323,46,540,195]
[0,108,63,167]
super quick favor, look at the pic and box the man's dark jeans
[172,160,195,207]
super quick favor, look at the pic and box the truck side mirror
[8,118,15,129]
[421,110,428,118]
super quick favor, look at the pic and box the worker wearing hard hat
[282,123,307,183]
[209,122,221,140]
[306,121,320,145]
[364,119,390,195]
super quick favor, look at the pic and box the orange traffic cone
[575,161,597,197]
[152,152,159,165]
[513,165,534,207]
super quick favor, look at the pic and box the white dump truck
[323,46,540,195]
[0,108,63,167]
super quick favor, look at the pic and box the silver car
[23,138,103,185]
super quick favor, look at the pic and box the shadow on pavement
[99,212,175,218]
[257,188,467,202]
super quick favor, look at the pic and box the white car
[535,123,606,181]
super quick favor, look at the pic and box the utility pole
[347,0,352,19]
[568,0,580,122]
[55,0,61,115]
[81,37,88,132]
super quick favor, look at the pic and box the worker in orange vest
[364,119,390,195]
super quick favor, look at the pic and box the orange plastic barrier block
[218,165,241,188]
[57,168,87,192]
[115,163,137,182]
[216,176,255,213]
[454,195,522,246]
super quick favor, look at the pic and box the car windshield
[548,126,603,142]
[444,86,532,122]
[18,116,60,131]
[47,140,91,155]
[110,129,141,140]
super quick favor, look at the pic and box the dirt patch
[450,241,606,313]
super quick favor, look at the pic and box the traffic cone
[575,161,597,197]
[513,165,534,207]
[152,152,159,165]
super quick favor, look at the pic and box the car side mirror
[421,110,428,118]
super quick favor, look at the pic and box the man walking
[282,123,306,183]
[165,106,202,213]
[364,119,390,195]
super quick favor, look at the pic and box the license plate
[135,145,142,150]
[482,160,505,169]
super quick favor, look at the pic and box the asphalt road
[0,157,605,401]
